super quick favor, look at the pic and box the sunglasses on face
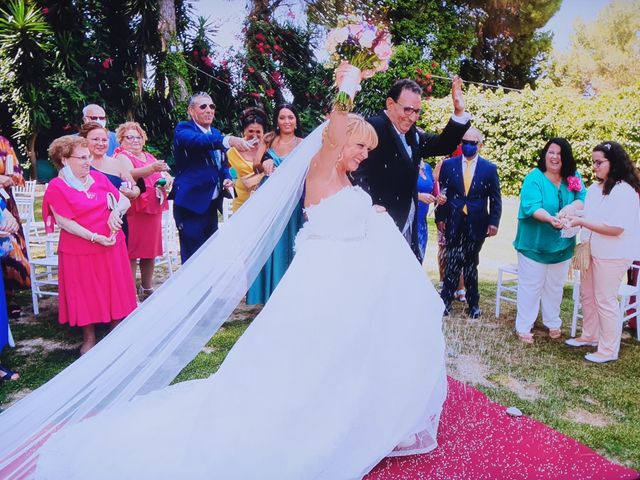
[197,103,216,111]
[461,140,479,146]
[86,116,106,121]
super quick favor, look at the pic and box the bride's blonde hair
[323,113,378,150]
[346,113,378,150]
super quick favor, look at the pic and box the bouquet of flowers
[325,16,393,110]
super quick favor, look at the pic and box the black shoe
[468,306,482,319]
[443,304,452,317]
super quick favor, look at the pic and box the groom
[350,77,471,262]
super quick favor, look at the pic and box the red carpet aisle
[367,377,639,480]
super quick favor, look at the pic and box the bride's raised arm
[315,62,366,163]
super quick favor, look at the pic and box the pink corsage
[567,176,582,192]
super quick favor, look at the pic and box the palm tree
[0,0,53,178]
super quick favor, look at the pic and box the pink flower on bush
[271,71,283,86]
[567,176,582,192]
[247,67,255,73]
[202,56,213,68]
[101,58,113,69]
[42,7,49,14]
[265,88,275,98]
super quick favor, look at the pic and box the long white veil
[0,123,325,479]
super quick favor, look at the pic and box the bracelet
[90,232,97,243]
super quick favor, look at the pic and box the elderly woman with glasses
[114,122,171,301]
[43,136,136,355]
[513,138,585,344]
[564,142,640,363]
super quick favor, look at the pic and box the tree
[550,0,640,93]
[0,0,56,177]
[460,0,561,89]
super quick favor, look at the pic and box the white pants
[515,253,571,334]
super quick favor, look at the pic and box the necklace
[278,136,297,146]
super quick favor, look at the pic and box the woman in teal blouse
[513,138,586,343]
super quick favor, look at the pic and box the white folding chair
[495,264,518,317]
[570,264,640,341]
[156,203,181,276]
[221,195,234,226]
[570,270,582,337]
[619,263,640,341]
[14,182,42,240]
[23,220,59,315]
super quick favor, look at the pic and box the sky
[545,0,613,51]
[193,0,615,54]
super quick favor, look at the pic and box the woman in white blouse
[565,142,640,363]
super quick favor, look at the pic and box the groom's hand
[451,76,465,116]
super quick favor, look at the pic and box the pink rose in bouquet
[325,16,393,110]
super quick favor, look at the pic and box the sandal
[0,365,20,381]
[455,289,467,303]
[138,286,154,302]
[517,332,534,344]
[8,304,21,319]
[548,329,562,339]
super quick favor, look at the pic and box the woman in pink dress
[43,136,137,355]
[114,122,170,301]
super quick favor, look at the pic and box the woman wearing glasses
[114,122,171,301]
[565,142,640,363]
[43,136,136,355]
[513,138,585,344]
[78,122,140,241]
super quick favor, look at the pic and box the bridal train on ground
[35,185,447,479]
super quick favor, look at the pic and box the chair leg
[495,270,503,318]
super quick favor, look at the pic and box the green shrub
[419,80,640,195]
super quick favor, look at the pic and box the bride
[29,65,447,479]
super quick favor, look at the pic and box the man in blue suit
[436,128,502,318]
[171,92,251,263]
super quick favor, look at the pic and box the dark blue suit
[435,155,502,310]
[351,113,470,262]
[170,120,231,263]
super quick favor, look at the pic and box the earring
[335,152,344,169]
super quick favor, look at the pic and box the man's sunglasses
[197,103,216,110]
[87,116,106,121]
[461,140,479,146]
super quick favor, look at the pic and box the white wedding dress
[35,186,447,480]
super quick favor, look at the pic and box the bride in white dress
[34,65,447,480]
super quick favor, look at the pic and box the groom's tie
[463,158,473,214]
[399,133,411,157]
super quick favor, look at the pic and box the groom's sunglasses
[461,140,479,146]
[198,103,216,110]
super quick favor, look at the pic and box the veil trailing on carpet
[0,123,326,479]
